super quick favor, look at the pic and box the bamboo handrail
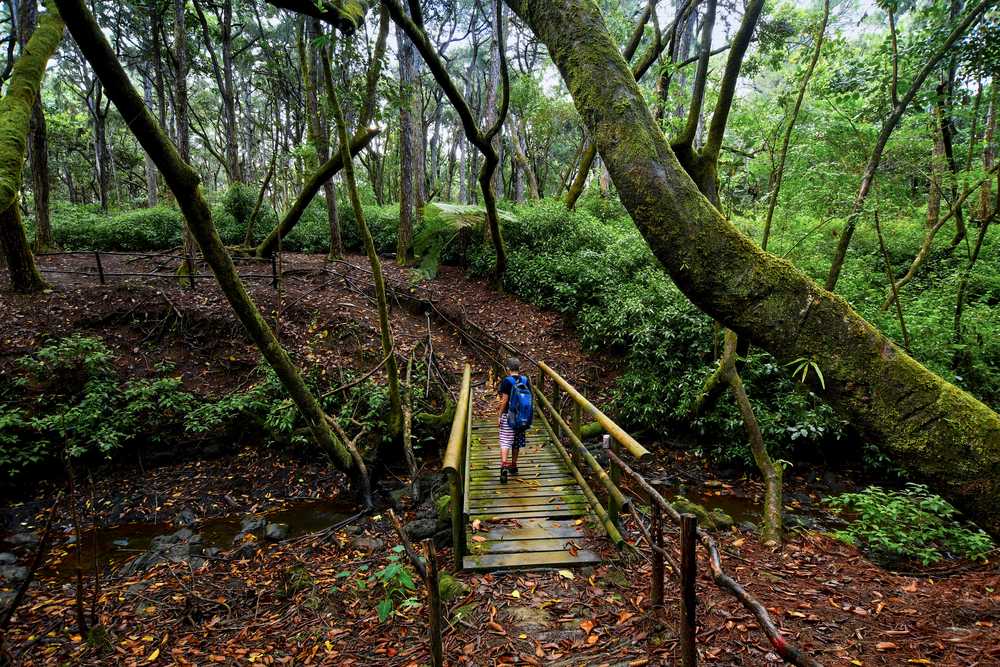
[538,361,651,461]
[442,364,472,473]
[535,409,624,546]
[534,387,630,512]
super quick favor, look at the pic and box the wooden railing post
[572,401,582,438]
[94,251,105,285]
[551,380,561,437]
[605,435,622,530]
[680,513,698,667]
[424,540,444,667]
[650,486,664,608]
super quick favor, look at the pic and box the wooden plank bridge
[442,362,650,572]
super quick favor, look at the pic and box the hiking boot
[510,466,518,476]
[500,467,509,484]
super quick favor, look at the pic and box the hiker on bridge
[497,357,534,484]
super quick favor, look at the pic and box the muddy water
[12,499,357,581]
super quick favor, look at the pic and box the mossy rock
[671,496,713,525]
[438,572,468,602]
[710,508,734,530]
[435,494,452,524]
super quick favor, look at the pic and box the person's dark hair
[505,357,521,372]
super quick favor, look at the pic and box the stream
[0,498,358,582]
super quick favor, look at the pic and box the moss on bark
[0,4,63,292]
[508,0,1000,536]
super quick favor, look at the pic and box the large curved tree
[505,0,1000,535]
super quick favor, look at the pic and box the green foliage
[0,336,393,482]
[369,545,419,622]
[465,199,843,466]
[413,203,516,280]
[827,484,994,565]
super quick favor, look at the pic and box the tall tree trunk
[509,0,1000,537]
[483,0,504,196]
[17,0,55,251]
[323,30,404,442]
[1,4,62,292]
[928,109,946,229]
[221,0,241,183]
[396,16,421,264]
[761,0,829,251]
[980,84,997,221]
[93,89,111,211]
[143,73,159,207]
[174,0,196,261]
[314,23,342,258]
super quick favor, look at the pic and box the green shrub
[51,202,184,250]
[826,484,994,565]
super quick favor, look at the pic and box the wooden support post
[93,251,105,285]
[551,381,561,437]
[680,513,698,667]
[650,485,664,609]
[448,469,464,571]
[572,401,582,438]
[606,435,621,530]
[186,249,196,290]
[271,252,278,288]
[423,540,444,667]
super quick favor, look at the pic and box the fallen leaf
[580,620,595,634]
[147,648,160,663]
[876,642,897,651]
[558,569,575,580]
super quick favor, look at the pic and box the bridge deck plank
[462,418,604,571]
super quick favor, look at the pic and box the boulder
[404,519,437,542]
[0,553,16,565]
[240,516,266,534]
[670,497,733,531]
[0,565,28,581]
[264,523,290,542]
[8,532,39,546]
[174,509,197,527]
[351,536,385,552]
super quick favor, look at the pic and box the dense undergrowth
[26,187,1000,474]
[0,335,392,487]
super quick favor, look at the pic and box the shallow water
[8,498,357,581]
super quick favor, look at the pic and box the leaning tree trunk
[508,0,1000,536]
[254,129,378,257]
[0,4,63,293]
[53,0,368,492]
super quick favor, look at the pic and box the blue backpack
[507,375,534,431]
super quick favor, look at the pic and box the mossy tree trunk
[0,3,62,293]
[16,0,56,252]
[508,0,1000,536]
[53,0,367,494]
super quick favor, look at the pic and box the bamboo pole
[534,388,629,511]
[535,409,624,546]
[538,361,650,460]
